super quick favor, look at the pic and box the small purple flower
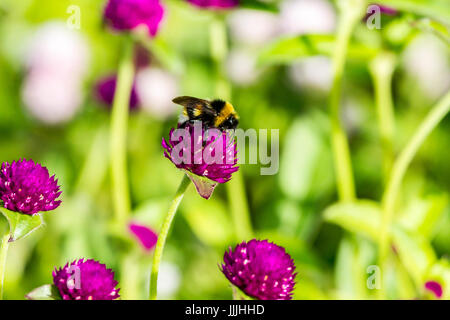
[53,259,120,300]
[128,222,158,251]
[187,0,239,10]
[104,0,164,36]
[0,159,62,215]
[221,239,296,300]
[424,280,443,299]
[162,121,239,199]
[95,75,139,110]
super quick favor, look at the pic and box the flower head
[221,239,296,300]
[187,0,239,10]
[95,75,139,110]
[53,259,120,300]
[128,222,158,251]
[104,0,164,37]
[162,121,239,199]
[0,159,62,215]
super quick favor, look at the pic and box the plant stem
[209,14,253,240]
[0,232,10,300]
[329,0,366,201]
[368,52,396,185]
[378,90,450,296]
[150,174,191,300]
[110,37,135,226]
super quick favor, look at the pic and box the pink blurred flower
[104,0,164,37]
[280,0,336,36]
[187,0,239,10]
[424,281,443,299]
[128,222,158,251]
[94,74,140,110]
[135,67,178,119]
[21,22,89,125]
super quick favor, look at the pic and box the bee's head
[221,115,239,130]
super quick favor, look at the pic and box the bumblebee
[172,96,239,130]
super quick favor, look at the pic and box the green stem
[209,14,253,240]
[0,232,10,300]
[378,90,450,296]
[150,174,191,300]
[329,0,366,201]
[110,37,135,226]
[368,53,396,185]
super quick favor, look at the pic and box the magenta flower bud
[221,239,297,300]
[187,0,239,10]
[0,159,62,215]
[53,259,120,300]
[104,0,164,37]
[95,75,140,110]
[162,122,239,199]
[128,222,158,251]
[424,280,443,299]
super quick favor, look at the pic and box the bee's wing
[172,96,218,117]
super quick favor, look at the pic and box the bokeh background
[0,0,449,300]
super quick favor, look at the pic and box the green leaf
[258,35,378,66]
[182,196,233,247]
[0,207,43,242]
[375,0,450,21]
[323,200,382,241]
[392,226,437,285]
[184,170,218,200]
[278,114,333,201]
[239,0,279,12]
[396,194,448,238]
[25,284,61,300]
[412,18,450,47]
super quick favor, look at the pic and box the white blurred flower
[157,262,181,299]
[136,67,178,119]
[342,98,365,135]
[21,21,90,125]
[25,21,90,78]
[288,56,332,92]
[402,34,450,99]
[228,9,279,47]
[226,49,261,86]
[22,71,83,124]
[280,0,336,36]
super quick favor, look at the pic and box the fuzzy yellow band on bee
[214,102,237,127]
[193,104,203,117]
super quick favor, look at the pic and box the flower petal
[128,222,158,251]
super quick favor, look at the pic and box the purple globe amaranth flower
[221,239,297,300]
[128,222,158,251]
[162,121,239,199]
[95,75,139,110]
[53,259,120,300]
[0,159,61,215]
[424,280,443,299]
[104,0,164,37]
[187,0,239,10]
